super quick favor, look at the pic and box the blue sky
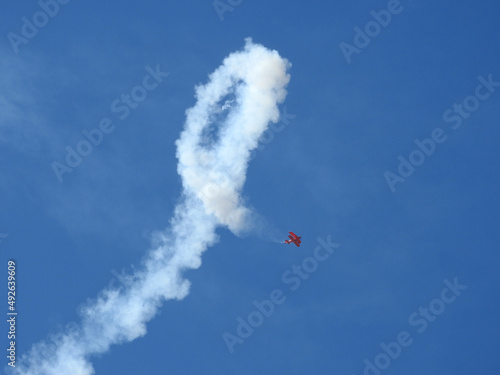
[1,0,500,374]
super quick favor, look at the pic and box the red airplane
[284,231,301,247]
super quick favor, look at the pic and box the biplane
[284,232,301,247]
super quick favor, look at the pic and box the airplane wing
[285,232,301,247]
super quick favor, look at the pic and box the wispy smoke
[12,38,290,375]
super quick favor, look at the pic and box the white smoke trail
[12,38,290,375]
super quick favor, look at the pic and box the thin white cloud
[12,38,290,375]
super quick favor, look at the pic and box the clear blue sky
[1,0,500,374]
